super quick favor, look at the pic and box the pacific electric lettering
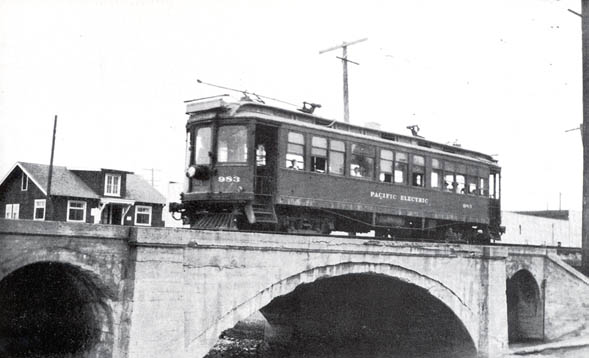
[370,191,429,204]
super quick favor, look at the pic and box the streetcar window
[489,172,500,199]
[444,174,455,192]
[480,177,488,196]
[286,132,305,170]
[466,167,478,195]
[218,125,248,163]
[256,144,266,166]
[350,143,375,178]
[467,178,478,195]
[194,127,211,165]
[455,164,466,194]
[395,152,408,184]
[431,171,441,189]
[185,131,192,169]
[379,149,393,183]
[456,174,465,194]
[311,136,327,173]
[329,140,345,175]
[444,162,455,192]
[431,158,442,189]
[412,155,425,187]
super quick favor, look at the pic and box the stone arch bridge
[1,219,589,358]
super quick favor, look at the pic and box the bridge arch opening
[0,261,113,358]
[206,273,476,358]
[507,269,544,343]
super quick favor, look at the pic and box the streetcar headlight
[186,166,197,178]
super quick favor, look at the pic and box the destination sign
[370,191,429,204]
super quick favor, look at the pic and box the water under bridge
[1,219,589,358]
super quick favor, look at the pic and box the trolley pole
[319,38,367,123]
[582,0,589,273]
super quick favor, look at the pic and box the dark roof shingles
[19,162,98,199]
[17,162,165,204]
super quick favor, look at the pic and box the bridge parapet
[132,226,509,258]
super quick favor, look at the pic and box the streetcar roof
[185,97,500,168]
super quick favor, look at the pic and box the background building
[0,162,166,227]
[501,210,582,247]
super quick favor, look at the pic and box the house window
[21,172,28,191]
[67,200,86,222]
[311,136,327,173]
[135,205,152,226]
[286,132,304,170]
[34,199,46,220]
[105,174,121,196]
[5,204,19,219]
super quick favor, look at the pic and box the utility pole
[582,0,589,273]
[47,115,57,221]
[143,168,161,187]
[319,38,367,123]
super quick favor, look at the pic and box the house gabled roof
[15,162,99,199]
[126,174,166,205]
[0,162,166,204]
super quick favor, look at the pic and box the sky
[0,0,584,211]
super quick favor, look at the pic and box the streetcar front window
[218,125,248,163]
[194,127,211,165]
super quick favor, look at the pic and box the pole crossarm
[319,38,368,54]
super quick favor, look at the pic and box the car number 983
[218,176,240,183]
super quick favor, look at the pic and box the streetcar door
[254,124,278,195]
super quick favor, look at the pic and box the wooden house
[0,162,166,226]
